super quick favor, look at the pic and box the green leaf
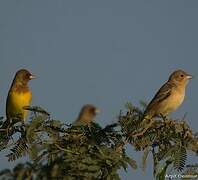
[142,147,150,172]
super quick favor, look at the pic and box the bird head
[14,69,36,85]
[78,104,100,124]
[168,69,192,85]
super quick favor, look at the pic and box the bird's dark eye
[180,74,184,77]
[25,73,31,79]
[90,108,95,114]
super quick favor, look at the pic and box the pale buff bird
[144,69,192,119]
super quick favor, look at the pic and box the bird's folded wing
[145,82,173,113]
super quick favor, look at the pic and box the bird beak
[95,108,101,114]
[29,75,36,79]
[186,75,193,80]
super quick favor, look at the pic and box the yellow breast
[6,91,32,121]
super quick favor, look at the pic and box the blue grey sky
[0,1,198,179]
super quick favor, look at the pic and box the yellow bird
[4,69,35,127]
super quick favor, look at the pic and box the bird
[73,104,100,126]
[3,69,35,128]
[144,69,192,119]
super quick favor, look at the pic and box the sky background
[0,1,198,179]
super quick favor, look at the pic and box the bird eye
[180,74,184,77]
[26,73,30,78]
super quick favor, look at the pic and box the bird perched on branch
[73,104,100,126]
[2,69,35,129]
[131,69,193,137]
[144,69,192,119]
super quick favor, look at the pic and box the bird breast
[7,91,32,120]
[162,88,185,114]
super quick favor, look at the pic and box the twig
[129,119,154,138]
[115,139,129,153]
[54,144,80,155]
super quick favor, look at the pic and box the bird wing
[144,82,173,116]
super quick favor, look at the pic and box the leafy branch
[0,103,197,180]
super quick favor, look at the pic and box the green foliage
[6,137,28,161]
[141,146,150,172]
[0,106,136,179]
[0,104,197,180]
[155,160,172,180]
[119,103,198,179]
[173,144,187,172]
